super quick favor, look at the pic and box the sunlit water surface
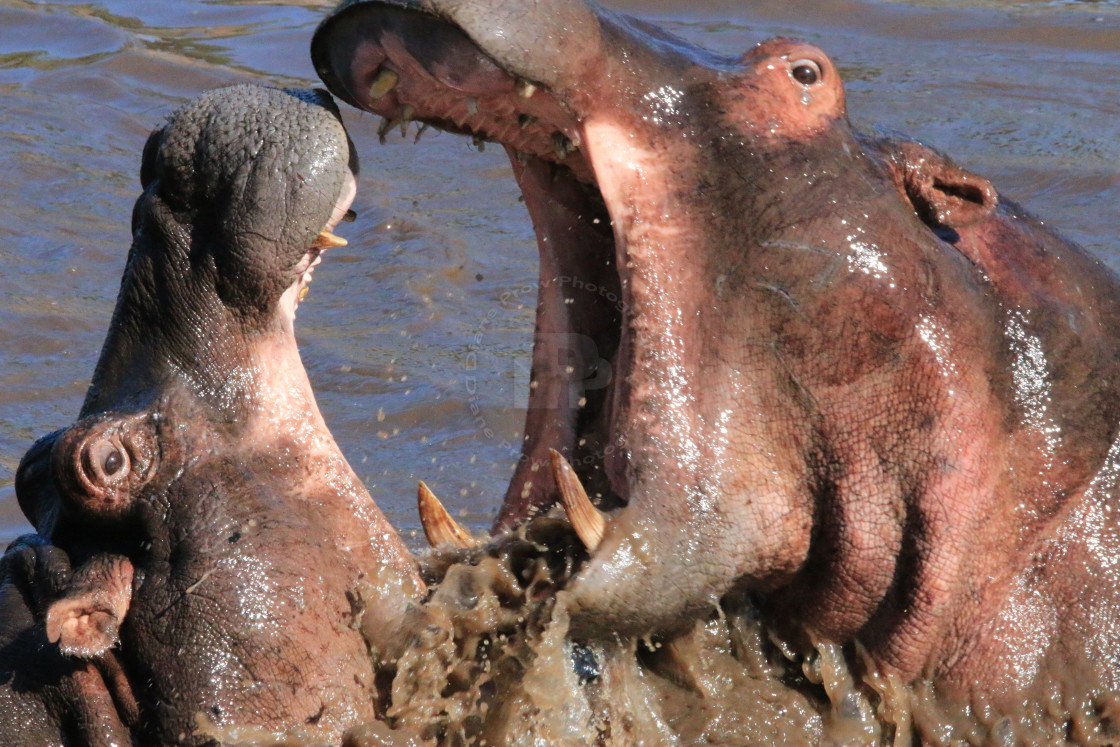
[2,0,1120,557]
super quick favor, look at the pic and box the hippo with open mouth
[1,85,424,745]
[312,0,1120,727]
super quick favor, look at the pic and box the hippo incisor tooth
[552,132,574,161]
[549,449,606,552]
[517,79,537,99]
[314,230,348,249]
[399,105,414,137]
[368,69,399,100]
[418,481,475,549]
[377,116,399,144]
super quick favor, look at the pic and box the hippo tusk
[377,116,400,144]
[368,69,399,100]
[516,79,537,99]
[314,230,347,249]
[417,481,475,549]
[548,449,606,552]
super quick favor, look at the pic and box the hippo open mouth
[287,196,356,320]
[312,1,693,530]
[311,0,875,640]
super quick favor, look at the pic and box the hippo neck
[81,224,294,424]
[81,227,414,574]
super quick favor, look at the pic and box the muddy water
[2,0,1120,548]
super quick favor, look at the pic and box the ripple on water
[0,6,128,73]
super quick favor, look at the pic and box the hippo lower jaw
[517,121,815,638]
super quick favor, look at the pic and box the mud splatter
[333,514,1120,746]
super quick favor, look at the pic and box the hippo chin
[5,85,423,745]
[314,0,1120,713]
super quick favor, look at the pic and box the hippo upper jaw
[311,0,731,506]
[83,86,360,420]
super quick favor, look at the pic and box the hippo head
[16,85,423,744]
[312,0,1120,706]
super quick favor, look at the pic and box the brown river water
[4,0,1120,743]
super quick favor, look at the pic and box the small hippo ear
[46,554,134,659]
[891,140,998,230]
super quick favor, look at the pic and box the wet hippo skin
[0,536,134,747]
[3,85,424,745]
[313,0,1120,716]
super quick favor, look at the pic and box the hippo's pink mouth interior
[286,175,360,322]
[315,5,630,526]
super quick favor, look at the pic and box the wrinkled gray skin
[3,85,424,745]
[314,0,1120,711]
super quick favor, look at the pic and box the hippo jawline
[314,1,632,529]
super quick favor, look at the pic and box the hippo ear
[45,554,133,659]
[891,140,998,230]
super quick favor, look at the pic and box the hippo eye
[103,449,123,476]
[86,439,129,484]
[790,59,822,86]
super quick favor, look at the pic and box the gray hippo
[312,0,1120,732]
[2,85,424,745]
